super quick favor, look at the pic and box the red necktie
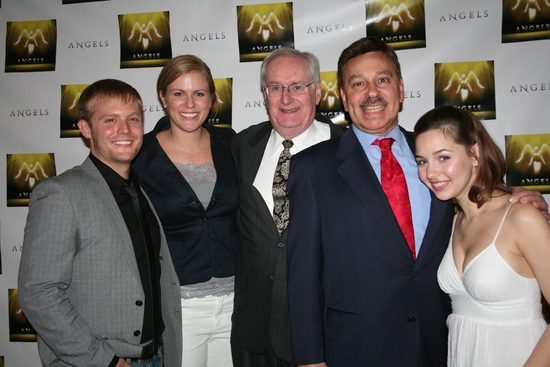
[372,138,416,260]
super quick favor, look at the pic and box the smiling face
[340,51,404,136]
[415,129,479,203]
[159,70,212,134]
[263,55,322,140]
[78,97,143,178]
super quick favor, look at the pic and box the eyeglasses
[263,82,314,97]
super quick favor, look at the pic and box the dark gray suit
[286,128,454,366]
[18,158,182,367]
[230,115,344,364]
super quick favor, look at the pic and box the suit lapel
[208,126,232,209]
[142,133,206,208]
[336,129,414,259]
[80,158,142,283]
[417,191,449,263]
[242,123,275,217]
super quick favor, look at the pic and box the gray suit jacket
[18,158,182,367]
[230,115,345,362]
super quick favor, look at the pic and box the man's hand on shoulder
[510,186,550,220]
[299,364,327,367]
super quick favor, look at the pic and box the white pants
[180,293,234,367]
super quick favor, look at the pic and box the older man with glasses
[230,47,345,367]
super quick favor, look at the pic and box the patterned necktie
[272,139,294,234]
[372,138,416,260]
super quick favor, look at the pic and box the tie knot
[282,139,294,150]
[124,179,140,198]
[372,138,395,151]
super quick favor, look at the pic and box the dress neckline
[453,203,514,278]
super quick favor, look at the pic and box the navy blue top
[132,116,240,285]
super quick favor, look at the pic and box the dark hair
[78,79,143,123]
[414,105,509,208]
[337,36,402,90]
[260,47,320,87]
[156,54,216,109]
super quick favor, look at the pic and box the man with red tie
[285,36,548,367]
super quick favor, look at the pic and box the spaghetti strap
[491,203,514,244]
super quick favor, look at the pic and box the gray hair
[260,47,320,87]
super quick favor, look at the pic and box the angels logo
[127,21,163,50]
[8,289,36,342]
[14,28,48,55]
[60,84,90,137]
[318,71,347,126]
[511,0,550,22]
[516,143,550,175]
[207,78,233,128]
[237,3,294,62]
[377,3,416,32]
[118,12,172,68]
[443,70,485,102]
[6,153,56,206]
[502,0,550,42]
[434,60,496,119]
[506,134,550,193]
[366,0,426,50]
[322,80,339,108]
[247,12,285,42]
[5,19,57,72]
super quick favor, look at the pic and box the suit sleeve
[18,180,116,367]
[286,156,326,364]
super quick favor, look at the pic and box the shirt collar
[88,153,138,195]
[352,124,407,150]
[268,119,321,157]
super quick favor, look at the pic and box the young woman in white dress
[414,105,550,367]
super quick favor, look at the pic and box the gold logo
[510,0,550,22]
[318,71,347,126]
[443,70,485,103]
[118,12,172,68]
[61,84,90,138]
[506,134,550,193]
[376,3,416,32]
[237,3,294,62]
[6,153,56,206]
[208,78,233,128]
[435,61,496,119]
[516,143,550,175]
[502,0,550,42]
[8,289,37,342]
[366,0,426,49]
[5,20,57,72]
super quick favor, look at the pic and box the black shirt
[89,154,164,363]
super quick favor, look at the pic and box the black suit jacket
[286,127,454,367]
[230,113,345,362]
[133,117,240,285]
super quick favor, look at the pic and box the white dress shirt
[253,119,331,213]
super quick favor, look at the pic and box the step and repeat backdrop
[0,0,549,365]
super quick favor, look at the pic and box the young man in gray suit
[18,79,182,367]
[230,48,345,367]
